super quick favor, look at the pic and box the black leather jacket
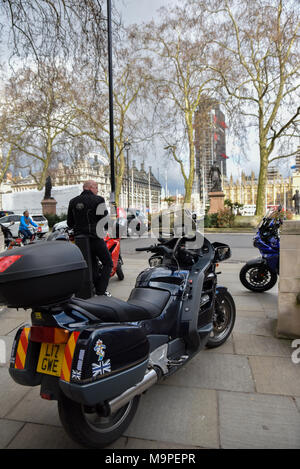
[67,190,109,238]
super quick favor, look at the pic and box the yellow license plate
[37,343,65,377]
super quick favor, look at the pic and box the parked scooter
[239,207,281,292]
[2,232,235,448]
[47,225,124,281]
[0,222,23,250]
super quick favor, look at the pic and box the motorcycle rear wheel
[58,394,140,449]
[206,290,236,348]
[239,263,277,292]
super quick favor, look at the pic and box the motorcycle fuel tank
[135,266,189,295]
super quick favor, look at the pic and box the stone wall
[277,220,300,338]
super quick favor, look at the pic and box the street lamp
[124,139,131,210]
[107,0,116,212]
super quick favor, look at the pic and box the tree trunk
[256,147,268,216]
[0,145,13,184]
[184,116,195,204]
[115,151,125,208]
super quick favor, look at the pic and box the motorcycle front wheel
[58,394,140,449]
[206,290,236,348]
[239,263,277,292]
[116,255,124,280]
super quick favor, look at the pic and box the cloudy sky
[119,0,169,25]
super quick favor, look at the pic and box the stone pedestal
[41,198,57,216]
[208,191,225,214]
[277,220,300,338]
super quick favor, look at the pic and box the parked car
[52,219,68,232]
[125,208,150,236]
[0,214,49,238]
[0,210,14,218]
[31,215,49,237]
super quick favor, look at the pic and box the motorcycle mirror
[212,242,231,262]
[216,246,231,262]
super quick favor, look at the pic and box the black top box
[0,241,87,308]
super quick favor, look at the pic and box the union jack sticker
[92,359,111,377]
[71,370,81,380]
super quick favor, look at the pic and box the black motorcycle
[2,232,235,448]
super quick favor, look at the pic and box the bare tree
[199,0,300,215]
[0,0,106,68]
[136,3,219,204]
[3,64,79,189]
[68,27,153,206]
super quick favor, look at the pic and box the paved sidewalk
[0,256,300,449]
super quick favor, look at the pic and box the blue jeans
[19,228,32,241]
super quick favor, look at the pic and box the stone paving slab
[7,422,82,449]
[233,333,292,357]
[295,398,300,412]
[219,391,300,449]
[233,295,266,312]
[125,384,219,448]
[0,369,31,419]
[107,437,201,450]
[0,419,24,449]
[249,356,300,397]
[162,352,255,393]
[0,309,28,321]
[264,309,279,320]
[6,387,61,427]
[0,319,26,337]
[234,317,277,337]
[234,308,268,319]
[205,335,234,354]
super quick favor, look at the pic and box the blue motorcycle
[239,208,282,292]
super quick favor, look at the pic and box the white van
[240,205,256,216]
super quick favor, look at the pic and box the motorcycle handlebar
[135,246,156,252]
[135,245,174,256]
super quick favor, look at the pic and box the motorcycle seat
[70,287,170,323]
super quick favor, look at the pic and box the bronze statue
[43,175,53,200]
[292,190,300,215]
[209,162,222,192]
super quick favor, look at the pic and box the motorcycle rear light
[30,326,70,344]
[0,255,22,272]
[40,392,53,400]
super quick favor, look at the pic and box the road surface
[120,232,256,263]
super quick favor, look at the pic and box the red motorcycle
[104,233,124,280]
[48,227,124,280]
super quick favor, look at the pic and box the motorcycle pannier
[0,241,87,307]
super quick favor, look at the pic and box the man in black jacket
[67,180,113,295]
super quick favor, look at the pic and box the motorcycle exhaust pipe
[108,368,158,415]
